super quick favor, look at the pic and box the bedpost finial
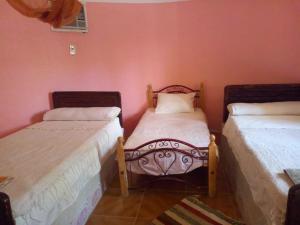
[147,84,154,108]
[199,82,205,110]
[210,134,216,143]
[118,136,124,144]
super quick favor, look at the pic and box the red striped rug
[151,196,245,225]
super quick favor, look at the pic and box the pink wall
[1,0,300,137]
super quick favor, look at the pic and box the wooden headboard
[52,91,123,126]
[223,83,300,122]
[147,83,205,109]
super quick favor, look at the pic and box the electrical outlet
[69,44,76,55]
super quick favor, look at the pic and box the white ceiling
[85,0,188,3]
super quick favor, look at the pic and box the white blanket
[0,119,123,225]
[223,115,300,225]
[125,108,210,175]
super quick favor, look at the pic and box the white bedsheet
[0,118,123,225]
[223,115,300,225]
[125,108,210,175]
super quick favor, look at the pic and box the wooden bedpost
[199,82,205,110]
[147,84,154,108]
[117,137,129,197]
[208,134,218,198]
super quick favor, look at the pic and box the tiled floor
[86,169,241,225]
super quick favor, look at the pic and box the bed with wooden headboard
[117,84,218,198]
[0,91,123,225]
[221,83,300,225]
[53,91,123,126]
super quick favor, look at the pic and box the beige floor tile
[86,215,135,225]
[196,193,242,219]
[138,190,187,219]
[137,191,241,222]
[134,218,153,225]
[93,188,144,217]
[90,166,242,223]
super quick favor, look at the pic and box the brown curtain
[6,0,82,28]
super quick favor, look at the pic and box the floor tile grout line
[88,171,242,224]
[133,189,146,225]
[90,214,137,219]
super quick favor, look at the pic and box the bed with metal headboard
[221,83,300,225]
[117,84,218,199]
[0,91,123,225]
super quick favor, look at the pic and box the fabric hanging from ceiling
[6,0,82,28]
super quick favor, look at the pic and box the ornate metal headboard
[147,84,205,109]
[223,83,300,122]
[52,91,123,126]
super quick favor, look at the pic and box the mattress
[0,118,123,225]
[223,115,300,225]
[125,108,210,175]
[53,152,117,225]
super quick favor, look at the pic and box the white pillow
[228,101,300,116]
[155,93,195,114]
[43,107,121,121]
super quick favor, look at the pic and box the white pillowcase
[43,107,121,121]
[228,101,300,116]
[155,93,195,114]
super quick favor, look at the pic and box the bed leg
[117,137,129,197]
[208,135,218,198]
[285,184,300,225]
[0,192,15,225]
